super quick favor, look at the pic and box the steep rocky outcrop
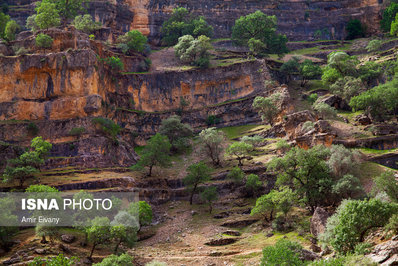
[6,0,385,42]
[310,207,331,237]
[0,28,271,168]
[368,236,398,265]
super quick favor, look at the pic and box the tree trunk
[148,165,153,177]
[209,203,212,214]
[114,239,122,254]
[238,157,242,166]
[89,243,97,259]
[189,184,198,205]
[40,235,47,244]
[19,178,24,188]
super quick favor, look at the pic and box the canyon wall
[0,28,268,168]
[6,0,384,42]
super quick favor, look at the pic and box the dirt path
[132,201,261,266]
[149,47,187,72]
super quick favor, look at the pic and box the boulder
[310,244,322,253]
[367,237,398,265]
[310,207,331,237]
[314,120,331,133]
[283,110,317,139]
[61,234,75,243]
[34,249,46,254]
[365,124,398,135]
[205,238,238,246]
[2,257,21,265]
[354,114,372,126]
[319,95,351,111]
[299,249,321,261]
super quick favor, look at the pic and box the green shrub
[73,14,101,33]
[69,127,85,137]
[354,242,372,255]
[313,102,337,119]
[4,20,19,41]
[35,33,53,49]
[200,186,218,213]
[14,46,28,55]
[93,253,133,266]
[381,2,398,32]
[302,121,314,133]
[241,135,264,147]
[27,122,39,136]
[161,7,213,46]
[366,39,382,52]
[372,171,398,203]
[349,78,398,121]
[275,139,290,153]
[261,239,303,266]
[329,76,363,101]
[245,174,262,194]
[117,30,148,54]
[102,56,124,73]
[26,14,38,32]
[128,201,153,226]
[227,166,245,185]
[385,214,398,235]
[34,0,60,30]
[174,34,212,68]
[159,115,193,153]
[321,199,397,254]
[29,254,78,266]
[92,117,121,140]
[232,11,288,56]
[206,115,220,126]
[346,19,365,40]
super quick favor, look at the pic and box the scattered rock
[191,210,198,216]
[319,95,351,111]
[382,254,398,265]
[2,257,21,265]
[310,207,331,237]
[310,244,322,253]
[222,230,241,236]
[266,232,274,237]
[205,238,239,246]
[299,249,320,261]
[367,237,398,264]
[214,212,230,219]
[314,120,330,133]
[58,243,70,253]
[82,257,92,264]
[354,114,372,126]
[34,249,46,254]
[61,234,75,243]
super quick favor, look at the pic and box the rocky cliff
[0,28,270,168]
[6,0,384,42]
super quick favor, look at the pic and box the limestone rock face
[310,207,331,237]
[367,237,398,265]
[319,95,351,111]
[6,0,384,42]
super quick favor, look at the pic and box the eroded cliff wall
[0,28,269,168]
[6,0,384,42]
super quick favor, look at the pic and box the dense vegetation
[1,0,398,265]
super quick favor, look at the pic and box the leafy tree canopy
[161,7,213,46]
[131,133,172,176]
[231,11,288,55]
